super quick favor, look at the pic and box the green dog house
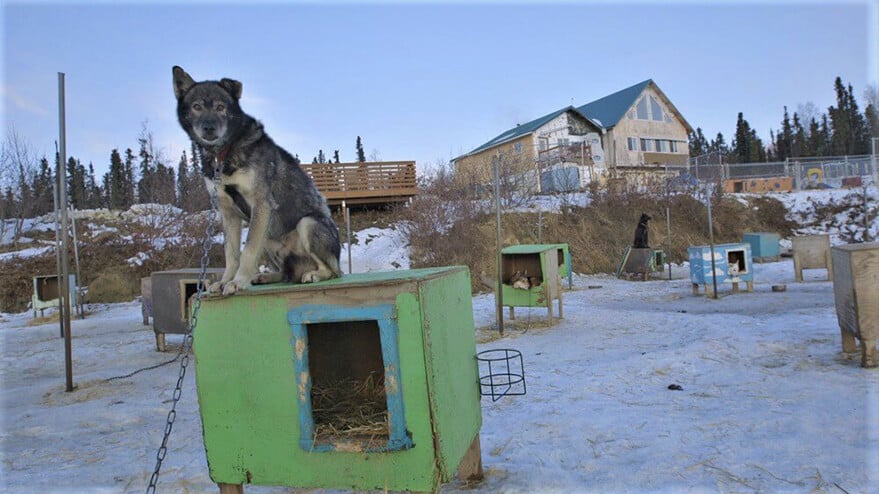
[499,244,567,322]
[194,267,482,493]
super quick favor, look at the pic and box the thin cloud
[2,85,49,117]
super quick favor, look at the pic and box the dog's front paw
[207,281,224,294]
[222,278,251,295]
[252,272,283,285]
[301,271,328,283]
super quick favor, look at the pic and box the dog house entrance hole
[306,320,389,448]
[502,254,544,286]
[181,280,207,322]
[726,249,747,274]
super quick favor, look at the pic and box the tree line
[689,77,878,163]
[1,129,377,231]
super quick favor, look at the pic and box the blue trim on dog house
[287,304,413,453]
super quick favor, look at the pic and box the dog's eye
[192,102,203,111]
[215,103,225,112]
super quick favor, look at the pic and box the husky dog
[173,66,342,295]
[633,213,652,249]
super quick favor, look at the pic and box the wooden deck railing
[300,160,418,205]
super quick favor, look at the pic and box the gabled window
[650,96,664,121]
[636,98,648,120]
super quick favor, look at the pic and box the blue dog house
[688,242,754,295]
[743,232,780,262]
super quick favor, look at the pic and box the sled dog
[633,213,652,249]
[173,66,342,295]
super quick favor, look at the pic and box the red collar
[217,145,232,164]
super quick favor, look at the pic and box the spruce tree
[86,163,101,208]
[107,149,125,209]
[123,148,136,208]
[865,104,878,140]
[829,77,851,155]
[846,83,869,153]
[732,112,752,163]
[356,136,366,162]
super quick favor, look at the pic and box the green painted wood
[193,266,480,492]
[418,269,482,479]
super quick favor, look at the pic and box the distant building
[453,79,693,192]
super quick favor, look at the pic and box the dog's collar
[216,145,232,164]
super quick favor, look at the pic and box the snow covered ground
[2,258,877,493]
[1,188,878,493]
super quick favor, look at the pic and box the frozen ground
[2,258,877,493]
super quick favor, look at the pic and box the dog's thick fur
[173,66,342,295]
[633,213,651,249]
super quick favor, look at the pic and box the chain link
[146,155,221,494]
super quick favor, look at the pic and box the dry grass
[311,374,389,447]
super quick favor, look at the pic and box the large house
[453,79,693,192]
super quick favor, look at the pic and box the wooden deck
[301,160,418,206]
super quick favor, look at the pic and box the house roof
[456,106,600,160]
[464,106,572,158]
[576,79,652,130]
[455,79,692,162]
[577,79,693,133]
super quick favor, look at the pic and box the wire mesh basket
[477,348,526,401]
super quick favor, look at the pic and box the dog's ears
[172,66,196,100]
[219,78,243,100]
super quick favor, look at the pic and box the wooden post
[218,483,244,494]
[456,435,484,481]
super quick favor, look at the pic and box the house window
[513,142,523,154]
[538,138,548,151]
[557,138,569,148]
[650,96,664,121]
[627,137,638,151]
[636,98,648,120]
[640,138,652,152]
[670,141,678,153]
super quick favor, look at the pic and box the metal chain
[146,155,221,494]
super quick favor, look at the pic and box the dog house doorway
[289,304,413,453]
[306,320,389,448]
[727,248,748,275]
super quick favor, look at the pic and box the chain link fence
[682,152,877,190]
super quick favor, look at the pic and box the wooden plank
[456,434,484,481]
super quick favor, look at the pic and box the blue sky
[2,0,877,179]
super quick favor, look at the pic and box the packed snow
[1,189,878,493]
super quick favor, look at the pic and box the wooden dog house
[499,244,565,322]
[32,274,78,318]
[150,268,224,351]
[617,247,665,280]
[688,243,754,295]
[743,232,781,263]
[194,267,482,493]
[831,242,879,368]
[792,234,833,282]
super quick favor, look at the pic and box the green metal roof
[576,79,652,130]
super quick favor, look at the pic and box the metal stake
[494,154,504,336]
[58,72,74,392]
